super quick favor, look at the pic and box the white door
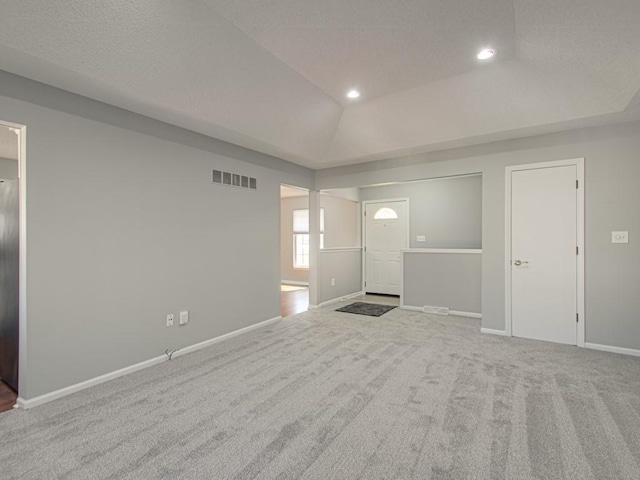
[510,165,578,345]
[365,201,408,295]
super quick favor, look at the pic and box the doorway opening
[280,184,310,317]
[0,121,22,413]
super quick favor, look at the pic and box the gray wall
[281,195,309,284]
[317,120,640,351]
[402,252,481,314]
[0,71,313,399]
[0,157,18,179]
[320,194,359,248]
[360,175,482,249]
[318,249,362,304]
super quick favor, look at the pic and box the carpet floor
[1,301,639,479]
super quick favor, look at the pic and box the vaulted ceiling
[1,1,639,169]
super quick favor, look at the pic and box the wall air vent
[212,169,257,190]
[423,305,450,315]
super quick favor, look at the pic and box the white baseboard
[450,310,482,319]
[585,342,640,358]
[281,280,309,286]
[481,328,509,336]
[16,315,282,410]
[401,304,482,319]
[308,291,364,309]
[399,305,423,312]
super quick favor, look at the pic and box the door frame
[361,198,410,293]
[0,119,27,398]
[504,158,585,346]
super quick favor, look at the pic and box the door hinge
[576,246,579,255]
[576,313,579,323]
[576,180,579,189]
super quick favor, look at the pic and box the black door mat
[336,302,397,317]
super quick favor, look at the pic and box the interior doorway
[0,121,22,413]
[363,199,408,295]
[505,159,585,346]
[280,184,310,317]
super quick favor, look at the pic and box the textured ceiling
[0,1,639,169]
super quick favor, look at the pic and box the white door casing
[364,200,408,295]
[505,159,585,346]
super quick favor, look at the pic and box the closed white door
[365,201,408,295]
[510,165,578,345]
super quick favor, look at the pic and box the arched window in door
[373,207,398,220]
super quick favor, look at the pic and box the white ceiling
[0,1,639,169]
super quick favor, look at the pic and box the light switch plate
[179,311,189,325]
[416,235,426,242]
[611,231,628,243]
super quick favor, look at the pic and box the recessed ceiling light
[346,89,361,99]
[477,49,495,60]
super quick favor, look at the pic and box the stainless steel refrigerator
[0,179,19,391]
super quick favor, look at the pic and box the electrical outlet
[166,314,174,327]
[179,311,189,325]
[416,235,426,242]
[331,278,336,287]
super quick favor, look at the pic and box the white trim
[401,248,482,254]
[585,343,640,358]
[504,158,585,346]
[15,315,282,410]
[362,198,410,293]
[281,280,309,286]
[450,310,482,319]
[399,305,423,312]
[481,328,509,336]
[400,305,482,319]
[308,291,364,309]
[320,247,362,253]
[171,316,282,359]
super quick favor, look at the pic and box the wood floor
[0,380,17,414]
[281,284,308,317]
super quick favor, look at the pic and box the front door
[509,164,578,345]
[364,201,408,295]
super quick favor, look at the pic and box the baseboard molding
[172,316,282,359]
[399,305,423,312]
[450,310,482,319]
[281,280,309,286]
[16,315,283,410]
[585,342,640,358]
[308,291,364,309]
[401,305,482,319]
[480,328,509,336]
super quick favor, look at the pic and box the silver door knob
[512,260,529,266]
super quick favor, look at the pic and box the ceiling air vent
[212,169,257,190]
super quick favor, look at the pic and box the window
[373,207,398,220]
[293,208,324,268]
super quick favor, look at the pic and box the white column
[308,190,320,307]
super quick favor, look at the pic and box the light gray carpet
[1,302,639,479]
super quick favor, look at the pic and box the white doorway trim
[504,158,585,346]
[0,119,27,400]
[361,198,410,293]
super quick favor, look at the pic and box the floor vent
[212,169,257,190]
[423,305,450,315]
